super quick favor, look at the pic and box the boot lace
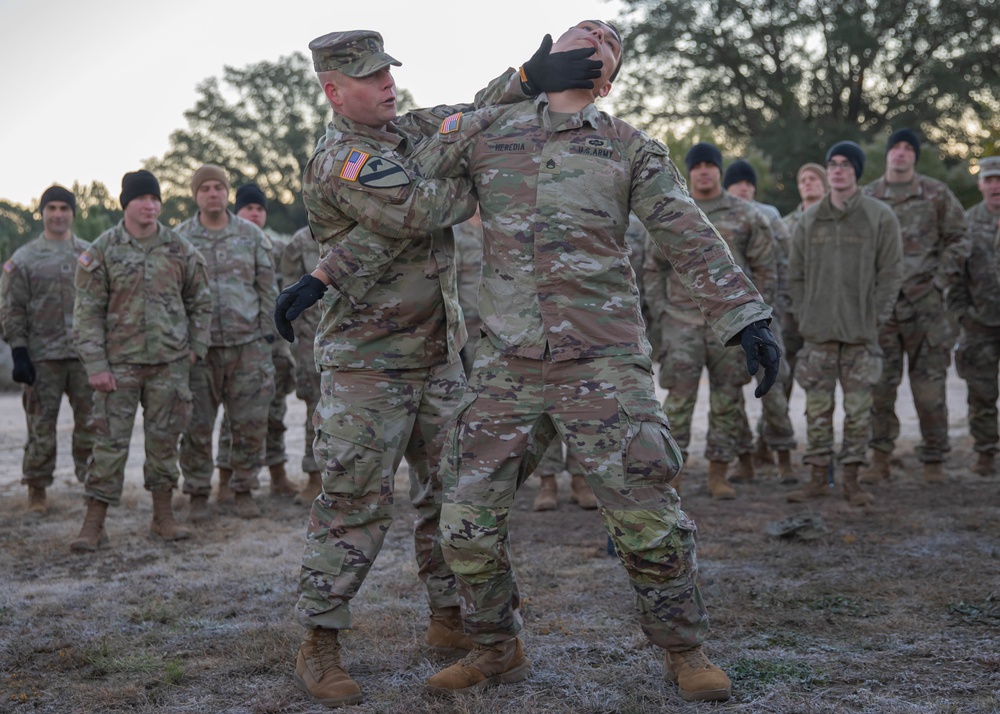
[674,647,711,670]
[312,632,342,671]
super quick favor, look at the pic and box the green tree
[70,181,122,242]
[0,200,37,261]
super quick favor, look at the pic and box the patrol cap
[309,30,401,77]
[978,156,1000,179]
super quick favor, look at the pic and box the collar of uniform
[533,94,601,131]
[815,188,864,219]
[188,210,237,237]
[695,192,733,213]
[116,219,168,247]
[970,200,1000,222]
[868,173,923,200]
[331,113,407,153]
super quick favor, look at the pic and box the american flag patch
[78,252,93,268]
[339,149,370,181]
[2,259,14,274]
[440,112,462,134]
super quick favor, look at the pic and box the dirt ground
[0,365,997,713]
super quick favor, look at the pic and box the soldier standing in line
[1,185,94,515]
[949,156,1000,476]
[786,142,902,507]
[177,165,278,521]
[862,128,970,483]
[723,159,798,482]
[70,170,211,551]
[279,225,324,505]
[215,183,299,500]
[645,142,778,499]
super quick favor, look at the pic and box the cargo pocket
[441,391,479,496]
[312,405,385,499]
[301,537,347,579]
[793,343,822,391]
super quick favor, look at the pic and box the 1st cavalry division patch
[357,157,411,189]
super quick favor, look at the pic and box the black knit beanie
[235,183,268,213]
[826,141,866,180]
[886,128,920,161]
[684,142,723,173]
[723,159,757,189]
[120,170,161,208]
[39,185,76,215]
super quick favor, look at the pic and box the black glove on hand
[274,274,327,343]
[11,346,36,386]
[519,34,603,95]
[739,320,782,398]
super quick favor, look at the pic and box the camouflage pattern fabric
[73,221,212,373]
[84,359,192,506]
[453,217,484,376]
[780,206,809,395]
[532,436,585,478]
[296,361,467,630]
[794,342,882,466]
[440,342,705,649]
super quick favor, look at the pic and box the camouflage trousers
[84,359,192,506]
[871,289,953,462]
[217,350,296,469]
[181,339,275,496]
[20,358,94,487]
[440,341,707,651]
[955,325,1000,454]
[533,435,584,478]
[658,315,751,462]
[747,320,796,451]
[295,355,321,474]
[782,312,805,402]
[296,360,467,631]
[795,342,882,466]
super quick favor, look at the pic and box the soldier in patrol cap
[274,29,602,707]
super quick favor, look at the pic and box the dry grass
[1,368,998,713]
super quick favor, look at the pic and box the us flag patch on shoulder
[2,259,14,274]
[339,149,370,181]
[78,252,94,268]
[440,112,462,134]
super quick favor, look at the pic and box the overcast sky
[0,0,624,206]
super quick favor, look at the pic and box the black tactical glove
[739,320,782,398]
[11,346,36,386]
[274,274,327,343]
[519,34,603,95]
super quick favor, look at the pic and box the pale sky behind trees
[0,0,621,205]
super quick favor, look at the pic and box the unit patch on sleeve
[2,259,15,274]
[77,251,98,272]
[357,157,411,189]
[339,149,370,181]
[440,112,462,134]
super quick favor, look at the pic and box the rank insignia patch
[339,149,370,181]
[440,112,462,134]
[357,156,411,189]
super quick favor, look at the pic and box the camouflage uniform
[862,174,969,462]
[438,97,772,649]
[780,204,810,385]
[950,200,1000,455]
[295,75,524,631]
[788,192,903,465]
[645,192,777,463]
[73,221,211,505]
[1,234,94,487]
[281,226,324,474]
[177,211,277,496]
[217,231,294,471]
[453,217,484,376]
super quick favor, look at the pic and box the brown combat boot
[753,439,775,468]
[294,628,362,707]
[922,462,945,483]
[663,647,731,702]
[859,450,890,483]
[426,637,531,693]
[26,485,47,516]
[973,452,995,476]
[234,491,261,519]
[269,463,298,497]
[217,467,235,506]
[532,475,558,511]
[149,491,191,541]
[706,461,736,499]
[295,471,323,505]
[426,606,474,657]
[842,463,874,507]
[569,474,598,509]
[70,497,109,552]
[786,465,829,503]
[188,494,211,523]
[777,450,798,484]
[729,453,755,483]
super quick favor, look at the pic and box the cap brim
[340,53,402,78]
[981,170,1000,179]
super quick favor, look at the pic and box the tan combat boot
[777,450,798,484]
[269,463,298,497]
[973,452,995,476]
[426,637,531,693]
[294,628,362,707]
[426,606,475,657]
[234,490,261,519]
[706,461,736,499]
[859,450,890,483]
[569,474,598,509]
[753,439,775,468]
[842,463,874,507]
[922,462,945,483]
[217,467,235,506]
[70,497,109,552]
[26,485,47,516]
[532,475,558,511]
[149,491,191,541]
[188,494,211,523]
[663,647,731,702]
[786,465,829,503]
[295,471,323,505]
[728,453,755,483]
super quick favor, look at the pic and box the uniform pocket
[312,405,385,499]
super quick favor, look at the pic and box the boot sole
[293,672,363,706]
[426,658,532,694]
